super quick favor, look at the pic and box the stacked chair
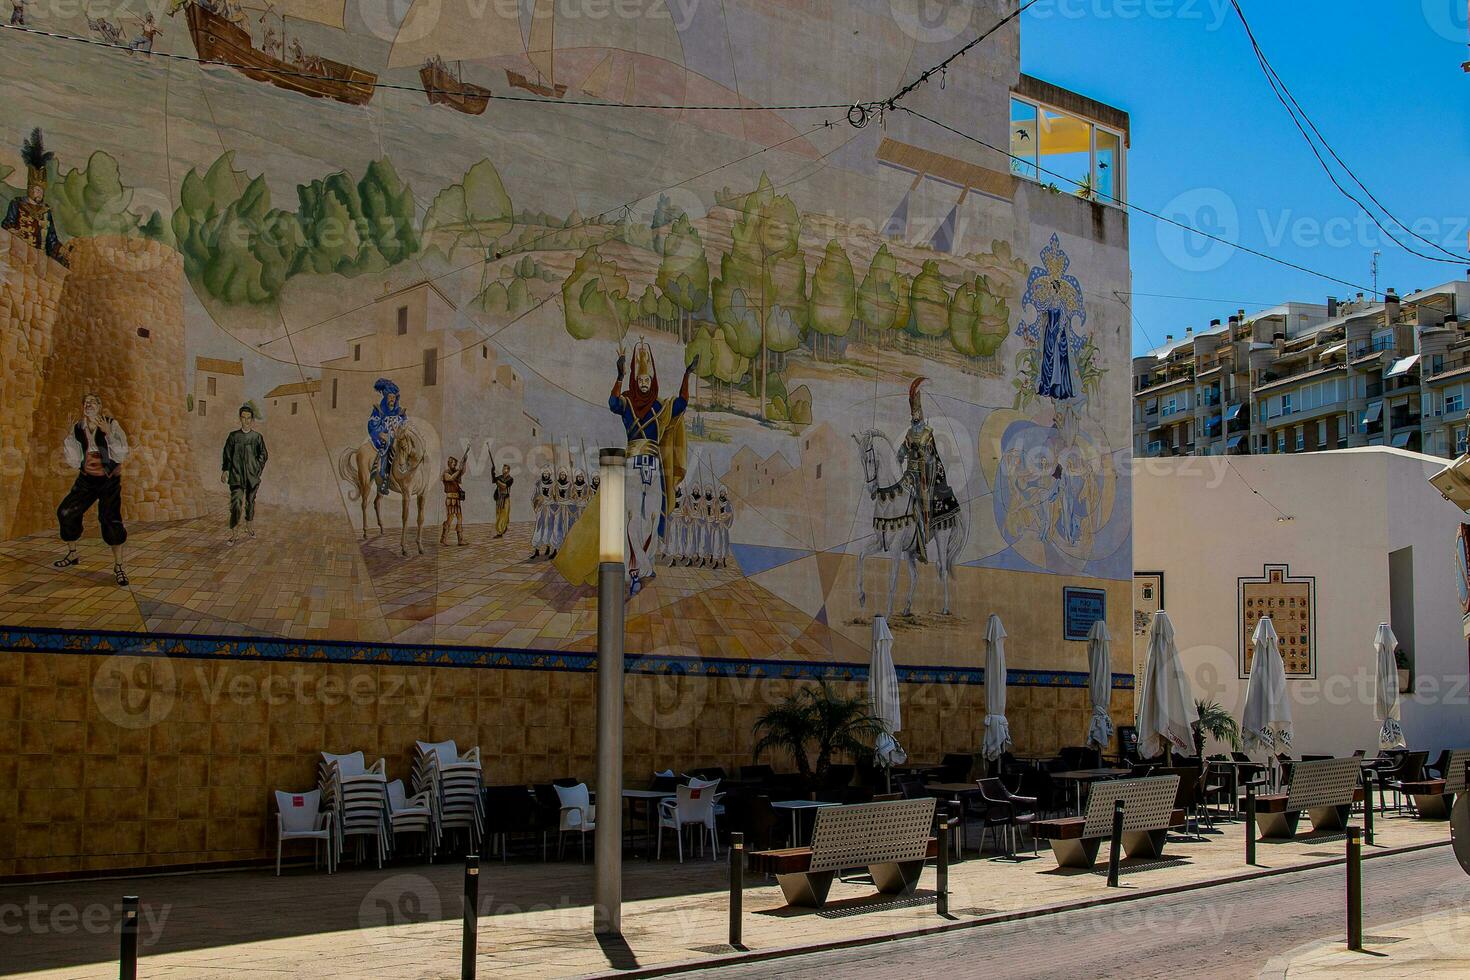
[387,779,436,861]
[318,750,390,869]
[412,740,485,853]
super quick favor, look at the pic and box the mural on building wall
[1239,564,1317,678]
[0,1,1130,671]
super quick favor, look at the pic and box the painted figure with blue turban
[368,379,406,496]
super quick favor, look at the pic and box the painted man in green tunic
[221,404,268,543]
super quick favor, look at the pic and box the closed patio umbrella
[982,613,1012,761]
[869,615,906,770]
[1374,622,1405,749]
[1136,610,1198,760]
[1085,619,1114,750]
[1241,616,1292,751]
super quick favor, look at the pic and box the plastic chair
[658,782,720,862]
[554,782,596,861]
[275,789,334,876]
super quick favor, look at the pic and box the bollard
[1363,776,1374,846]
[119,895,139,980]
[949,803,964,865]
[1245,781,1257,866]
[936,812,950,916]
[728,833,744,948]
[462,854,479,980]
[1346,827,1362,951]
[1106,800,1125,887]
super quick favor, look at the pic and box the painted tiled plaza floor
[0,516,854,661]
[0,814,1450,979]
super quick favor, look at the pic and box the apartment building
[1133,278,1470,460]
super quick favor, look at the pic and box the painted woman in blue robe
[1017,234,1086,403]
[368,378,406,495]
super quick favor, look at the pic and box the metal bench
[746,798,937,908]
[1032,775,1182,869]
[1253,757,1363,839]
[1399,749,1470,819]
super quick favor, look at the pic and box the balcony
[1365,381,1384,399]
[1389,411,1422,430]
[1350,337,1397,360]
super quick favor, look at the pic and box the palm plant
[1192,698,1242,757]
[752,682,886,786]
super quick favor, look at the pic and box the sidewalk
[1,813,1450,979]
[1263,904,1470,977]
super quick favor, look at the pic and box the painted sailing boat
[420,57,491,115]
[174,0,375,105]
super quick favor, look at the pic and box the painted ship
[420,60,491,115]
[180,3,375,106]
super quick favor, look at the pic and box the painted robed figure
[368,378,406,495]
[896,378,958,563]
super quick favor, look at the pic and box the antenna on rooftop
[1371,251,1381,301]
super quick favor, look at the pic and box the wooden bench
[1399,748,1470,819]
[1032,775,1181,869]
[747,798,936,908]
[1253,757,1363,839]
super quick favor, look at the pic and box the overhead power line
[1228,0,1470,266]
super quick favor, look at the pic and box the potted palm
[752,681,886,789]
[1192,699,1242,758]
[1395,648,1412,694]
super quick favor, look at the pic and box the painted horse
[338,422,436,556]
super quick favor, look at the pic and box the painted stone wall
[0,650,1134,877]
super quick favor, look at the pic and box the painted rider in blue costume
[368,378,406,495]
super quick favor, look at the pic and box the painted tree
[562,245,630,341]
[686,324,748,407]
[909,259,951,351]
[422,159,514,259]
[173,154,303,306]
[711,174,806,413]
[856,244,902,347]
[949,274,1011,361]
[809,239,856,361]
[656,213,710,341]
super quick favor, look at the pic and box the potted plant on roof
[752,681,886,792]
[1192,698,1242,759]
[1395,647,1412,694]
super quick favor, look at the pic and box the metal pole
[462,854,479,980]
[936,810,950,916]
[1106,800,1125,887]
[594,560,626,935]
[1245,781,1257,866]
[1346,826,1362,951]
[949,802,963,864]
[119,895,138,980]
[728,832,744,947]
[1363,775,1374,846]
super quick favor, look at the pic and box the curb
[578,838,1450,979]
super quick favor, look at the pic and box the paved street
[673,846,1468,979]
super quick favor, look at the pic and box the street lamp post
[593,447,626,936]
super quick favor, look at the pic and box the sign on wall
[1239,564,1316,678]
[1063,586,1107,641]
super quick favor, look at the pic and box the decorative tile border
[0,625,1134,689]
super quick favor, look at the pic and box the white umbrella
[869,615,906,767]
[1374,622,1405,749]
[1085,619,1114,750]
[1241,616,1293,751]
[1136,610,1199,759]
[982,613,1012,761]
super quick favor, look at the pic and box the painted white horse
[852,429,968,617]
[337,423,436,556]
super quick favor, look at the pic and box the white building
[1135,448,1470,757]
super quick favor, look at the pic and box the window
[198,400,206,417]
[815,463,822,480]
[1447,392,1465,415]
[1276,431,1286,453]
[1295,428,1305,452]
[1433,354,1445,376]
[354,343,362,362]
[1039,105,1092,197]
[423,348,438,387]
[397,306,409,335]
[1317,420,1327,448]
[1009,98,1038,180]
[482,345,488,359]
[1280,393,1293,416]
[1094,127,1123,204]
[331,378,338,409]
[291,401,298,416]
[1459,428,1469,455]
[207,376,217,396]
[1338,416,1348,443]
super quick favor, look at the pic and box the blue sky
[1019,0,1470,355]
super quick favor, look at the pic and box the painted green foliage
[809,240,855,338]
[656,212,710,319]
[173,153,303,306]
[909,260,950,339]
[295,159,418,276]
[949,275,1011,357]
[561,245,630,341]
[422,159,514,258]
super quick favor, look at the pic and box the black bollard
[1346,827,1362,951]
[1245,781,1257,866]
[1363,776,1374,846]
[936,811,950,916]
[119,895,139,980]
[728,832,744,948]
[1106,800,1125,887]
[462,854,479,980]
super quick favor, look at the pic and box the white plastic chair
[387,778,435,862]
[411,740,484,851]
[274,789,334,876]
[318,751,389,868]
[657,782,720,862]
[554,783,597,862]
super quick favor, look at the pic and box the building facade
[1133,279,1470,460]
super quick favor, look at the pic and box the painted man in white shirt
[53,393,130,586]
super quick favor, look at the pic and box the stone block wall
[0,650,1133,878]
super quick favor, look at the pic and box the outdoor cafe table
[925,782,984,856]
[770,799,839,846]
[622,789,673,857]
[1051,768,1131,813]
